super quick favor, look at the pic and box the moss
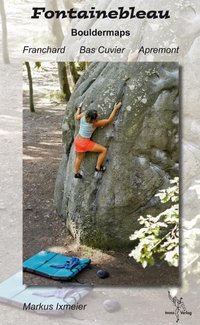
[80,228,133,250]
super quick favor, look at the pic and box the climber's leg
[75,152,85,175]
[90,143,107,171]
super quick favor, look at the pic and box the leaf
[129,177,179,268]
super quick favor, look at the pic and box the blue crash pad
[23,251,91,280]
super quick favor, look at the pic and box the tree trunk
[57,62,71,101]
[45,0,64,46]
[25,62,35,113]
[69,62,80,85]
[0,0,10,63]
[62,0,74,12]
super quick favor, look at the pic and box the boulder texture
[54,62,179,249]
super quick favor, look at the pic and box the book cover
[0,0,199,324]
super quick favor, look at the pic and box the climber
[74,102,122,178]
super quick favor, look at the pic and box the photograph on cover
[23,61,179,286]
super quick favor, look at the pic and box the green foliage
[76,62,90,72]
[129,177,179,268]
[49,91,66,103]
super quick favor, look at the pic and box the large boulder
[54,62,179,249]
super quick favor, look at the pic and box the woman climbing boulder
[74,102,121,178]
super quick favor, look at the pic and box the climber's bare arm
[93,102,122,127]
[74,107,84,121]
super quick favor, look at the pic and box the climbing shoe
[95,166,106,172]
[74,173,83,179]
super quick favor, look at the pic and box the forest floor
[23,64,179,287]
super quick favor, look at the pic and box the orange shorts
[74,136,96,153]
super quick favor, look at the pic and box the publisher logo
[165,291,192,323]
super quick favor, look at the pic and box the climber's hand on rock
[78,101,83,109]
[74,107,84,120]
[76,107,81,114]
[114,102,122,111]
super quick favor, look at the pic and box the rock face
[54,62,179,249]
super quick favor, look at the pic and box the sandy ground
[23,63,179,287]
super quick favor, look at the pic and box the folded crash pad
[23,251,91,280]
